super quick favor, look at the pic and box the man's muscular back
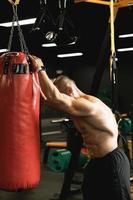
[72,95,118,157]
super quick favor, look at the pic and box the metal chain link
[13,5,24,52]
[8,5,29,55]
[7,13,16,51]
[13,5,29,55]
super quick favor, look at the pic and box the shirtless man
[30,55,131,200]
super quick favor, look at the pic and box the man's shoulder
[77,94,97,102]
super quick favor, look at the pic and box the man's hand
[29,55,45,72]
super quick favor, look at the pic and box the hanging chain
[7,5,29,55]
[13,5,29,55]
[8,13,16,51]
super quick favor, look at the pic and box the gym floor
[0,118,82,200]
[0,154,83,200]
[0,117,133,200]
[0,157,133,200]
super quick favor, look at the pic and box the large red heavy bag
[0,52,41,191]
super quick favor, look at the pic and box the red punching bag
[0,52,41,191]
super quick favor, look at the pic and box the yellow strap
[8,0,20,5]
[75,0,110,6]
[109,0,117,81]
[74,0,133,7]
[74,0,132,81]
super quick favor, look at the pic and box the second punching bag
[0,52,41,191]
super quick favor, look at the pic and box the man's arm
[30,56,94,116]
[38,68,85,115]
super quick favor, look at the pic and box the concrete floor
[0,123,83,200]
[0,162,133,200]
[0,163,83,200]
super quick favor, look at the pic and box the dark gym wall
[117,53,133,113]
[43,55,96,94]
[41,54,133,119]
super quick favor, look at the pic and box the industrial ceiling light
[42,43,57,47]
[117,47,133,52]
[0,18,36,27]
[119,33,133,38]
[0,49,8,53]
[57,52,83,58]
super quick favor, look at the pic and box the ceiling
[0,0,133,65]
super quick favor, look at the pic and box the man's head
[53,75,77,96]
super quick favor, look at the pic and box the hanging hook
[8,0,20,5]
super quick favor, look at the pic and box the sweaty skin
[30,56,118,158]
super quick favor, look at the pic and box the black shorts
[83,147,131,200]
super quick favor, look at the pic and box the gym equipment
[31,0,79,46]
[48,149,89,172]
[43,141,67,164]
[118,117,132,135]
[48,149,71,172]
[0,52,41,191]
[0,4,41,191]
